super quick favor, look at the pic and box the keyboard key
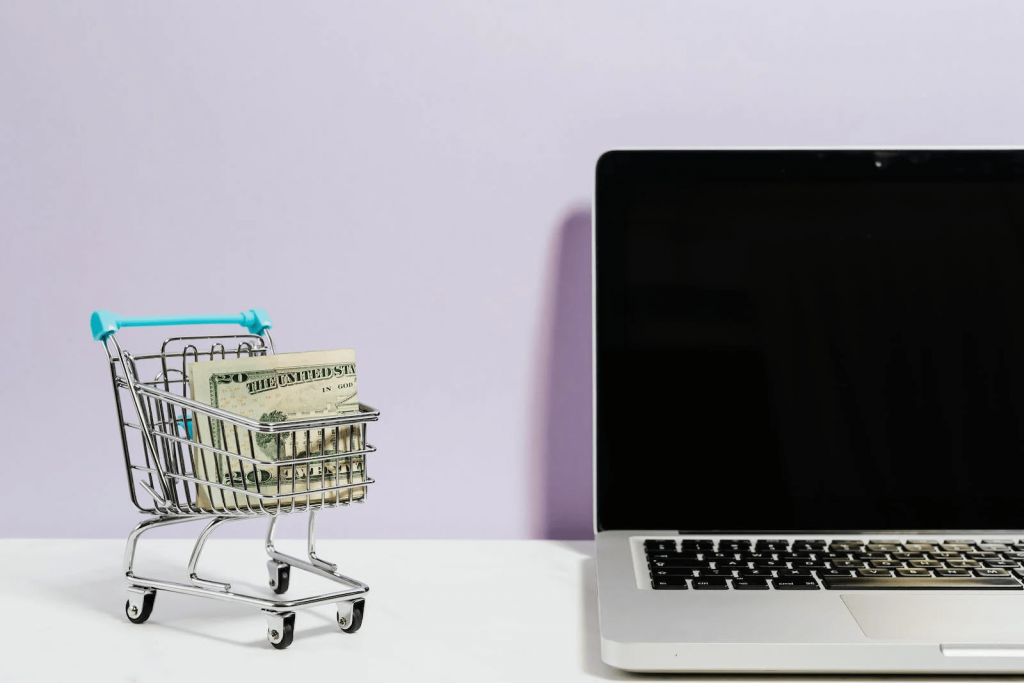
[645,540,677,551]
[697,569,735,577]
[649,560,709,569]
[978,544,1010,552]
[867,544,902,552]
[1002,552,1024,560]
[755,542,789,552]
[945,540,977,544]
[929,552,961,560]
[681,540,714,550]
[975,568,1011,577]
[832,560,865,568]
[692,577,729,590]
[816,569,853,577]
[829,543,862,552]
[822,576,1022,590]
[1014,569,1024,579]
[791,561,829,570]
[705,553,737,561]
[737,569,773,577]
[936,569,972,577]
[733,577,769,590]
[941,543,974,552]
[855,553,889,560]
[896,568,932,577]
[870,560,903,569]
[652,577,688,589]
[892,553,926,561]
[909,560,943,568]
[739,552,774,561]
[650,568,695,578]
[858,568,892,577]
[777,569,813,577]
[903,543,939,552]
[717,540,751,551]
[947,560,981,568]
[985,560,1020,568]
[754,560,788,569]
[966,552,999,559]
[792,541,826,550]
[646,551,701,560]
[780,553,814,561]
[773,577,819,590]
[714,560,749,569]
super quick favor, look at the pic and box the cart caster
[267,560,290,595]
[266,611,295,650]
[125,588,156,624]
[337,599,364,634]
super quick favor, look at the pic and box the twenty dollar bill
[188,349,365,511]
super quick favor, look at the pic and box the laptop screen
[596,150,1024,532]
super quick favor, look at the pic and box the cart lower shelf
[124,511,368,649]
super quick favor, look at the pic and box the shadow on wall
[541,209,594,540]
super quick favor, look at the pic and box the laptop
[594,149,1024,673]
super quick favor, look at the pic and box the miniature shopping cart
[91,308,378,649]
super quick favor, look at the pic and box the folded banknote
[187,349,365,511]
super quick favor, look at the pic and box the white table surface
[0,538,989,682]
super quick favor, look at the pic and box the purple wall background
[3,1,1024,538]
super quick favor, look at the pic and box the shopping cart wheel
[266,612,295,650]
[338,599,364,634]
[268,560,290,595]
[125,589,155,624]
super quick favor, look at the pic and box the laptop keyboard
[645,538,1024,590]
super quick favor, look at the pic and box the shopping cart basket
[91,308,379,649]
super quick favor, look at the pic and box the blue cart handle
[91,309,272,341]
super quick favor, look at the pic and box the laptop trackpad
[843,594,1024,644]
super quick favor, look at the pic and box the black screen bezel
[594,149,1024,532]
